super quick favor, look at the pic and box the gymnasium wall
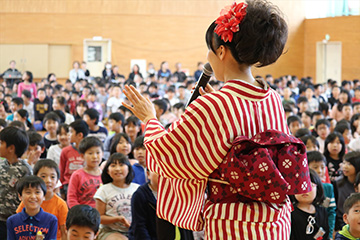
[304,15,360,82]
[0,0,305,79]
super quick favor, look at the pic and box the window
[305,0,359,19]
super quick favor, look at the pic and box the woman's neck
[296,202,316,214]
[223,64,262,88]
[112,180,129,188]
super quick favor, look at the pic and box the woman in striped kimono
[123,0,311,239]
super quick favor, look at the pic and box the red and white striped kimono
[144,79,305,239]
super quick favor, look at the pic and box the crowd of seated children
[1,59,360,239]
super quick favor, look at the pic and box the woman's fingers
[145,95,153,104]
[123,85,140,104]
[122,102,142,121]
[199,87,205,96]
[199,83,215,96]
[121,102,134,113]
[122,85,157,123]
[129,85,144,100]
[204,83,215,94]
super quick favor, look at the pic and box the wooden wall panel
[49,45,71,78]
[0,0,306,79]
[304,16,360,82]
[0,0,226,16]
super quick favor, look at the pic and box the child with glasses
[290,169,329,240]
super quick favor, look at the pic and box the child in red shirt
[59,120,88,200]
[67,136,103,208]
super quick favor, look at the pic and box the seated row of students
[0,109,354,240]
[282,83,360,239]
[0,124,195,240]
[1,72,359,239]
[10,171,360,240]
[289,128,360,239]
[288,117,357,179]
[3,120,360,239]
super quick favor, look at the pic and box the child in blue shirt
[7,175,58,240]
[132,135,146,185]
[83,108,108,143]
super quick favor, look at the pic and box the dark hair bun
[206,0,288,67]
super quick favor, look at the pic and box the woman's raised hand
[122,85,156,123]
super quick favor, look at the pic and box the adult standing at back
[69,61,85,84]
[173,62,187,83]
[128,64,143,81]
[1,60,21,87]
[1,60,20,77]
[123,1,311,239]
[157,61,171,79]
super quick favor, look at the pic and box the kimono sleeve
[144,95,232,180]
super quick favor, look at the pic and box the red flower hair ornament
[214,2,248,43]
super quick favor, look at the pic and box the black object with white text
[186,62,213,107]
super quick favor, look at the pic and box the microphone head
[203,63,213,76]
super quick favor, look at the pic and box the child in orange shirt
[17,159,68,240]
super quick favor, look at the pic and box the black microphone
[186,62,213,107]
